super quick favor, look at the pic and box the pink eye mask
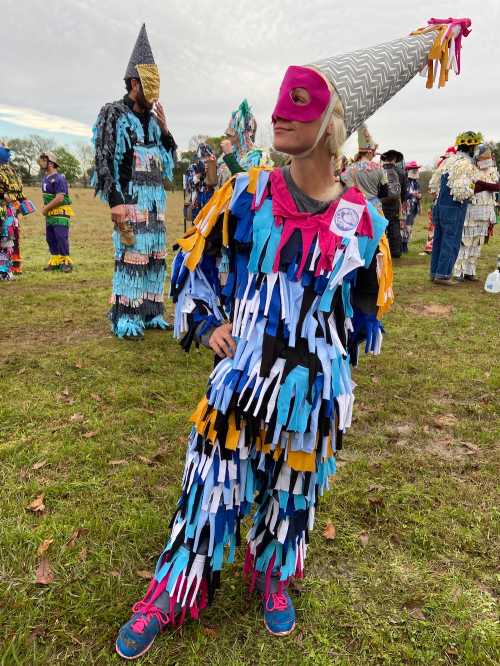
[272,65,331,124]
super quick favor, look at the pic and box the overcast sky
[2,0,499,166]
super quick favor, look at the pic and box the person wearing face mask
[218,99,272,186]
[183,142,217,229]
[403,161,422,253]
[92,24,177,339]
[453,145,499,281]
[115,17,472,660]
[0,143,35,280]
[430,131,500,286]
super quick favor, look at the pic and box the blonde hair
[325,88,347,161]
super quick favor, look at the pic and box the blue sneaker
[115,602,170,660]
[263,591,296,636]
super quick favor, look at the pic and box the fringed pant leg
[137,428,250,625]
[109,210,167,337]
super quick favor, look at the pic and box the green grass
[0,187,499,665]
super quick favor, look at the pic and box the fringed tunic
[137,166,394,622]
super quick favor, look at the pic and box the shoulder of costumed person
[306,17,472,139]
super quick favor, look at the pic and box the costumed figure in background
[403,160,422,253]
[430,131,500,286]
[425,146,456,254]
[183,143,217,230]
[453,144,499,281]
[0,143,35,280]
[218,99,272,186]
[341,124,388,213]
[39,152,74,273]
[92,24,177,339]
[379,149,407,258]
[115,17,471,660]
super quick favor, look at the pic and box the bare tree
[188,134,209,152]
[74,141,95,187]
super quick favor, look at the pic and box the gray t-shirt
[282,166,331,213]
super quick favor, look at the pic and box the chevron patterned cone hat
[308,18,472,137]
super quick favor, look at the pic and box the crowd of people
[0,15,498,661]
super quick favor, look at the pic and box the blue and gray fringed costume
[92,95,176,338]
[133,166,393,622]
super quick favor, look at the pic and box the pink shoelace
[131,601,170,634]
[266,593,288,612]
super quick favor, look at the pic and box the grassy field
[0,187,499,666]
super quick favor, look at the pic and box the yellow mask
[136,63,160,104]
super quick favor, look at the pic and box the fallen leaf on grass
[393,424,412,435]
[82,431,98,439]
[27,626,46,644]
[27,494,45,513]
[137,455,153,466]
[323,521,336,540]
[37,539,54,556]
[32,460,48,471]
[74,361,83,369]
[35,558,54,585]
[66,528,89,548]
[78,547,88,562]
[70,413,85,423]
[432,414,458,429]
[368,484,385,493]
[151,448,169,463]
[407,606,426,621]
[368,496,385,509]
[109,459,128,466]
[359,532,370,547]
[462,442,479,455]
[110,570,121,577]
[136,570,153,580]
[202,626,219,638]
[90,393,102,402]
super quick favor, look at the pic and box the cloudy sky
[2,0,499,165]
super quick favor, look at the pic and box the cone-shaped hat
[124,24,160,103]
[308,18,472,137]
[125,23,156,79]
[357,123,377,152]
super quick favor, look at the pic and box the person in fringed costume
[341,124,388,213]
[0,143,35,280]
[38,151,75,273]
[92,24,177,339]
[218,99,272,186]
[430,131,500,286]
[425,145,456,254]
[453,145,499,281]
[402,161,422,253]
[115,17,472,660]
[183,143,217,228]
[379,148,407,258]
